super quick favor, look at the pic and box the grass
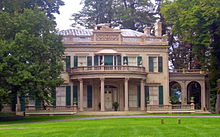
[0,113,220,124]
[0,115,94,124]
[0,117,220,137]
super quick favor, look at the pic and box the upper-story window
[149,56,163,72]
[123,56,142,66]
[74,56,92,67]
[78,56,87,66]
[128,57,137,66]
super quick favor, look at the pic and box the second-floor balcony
[70,65,146,74]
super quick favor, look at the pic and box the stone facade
[10,23,209,113]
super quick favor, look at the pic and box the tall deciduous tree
[72,0,156,31]
[0,8,64,111]
[161,0,220,112]
[0,0,64,19]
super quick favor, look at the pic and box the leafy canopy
[72,0,156,32]
[0,8,64,109]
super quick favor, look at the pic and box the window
[56,87,66,106]
[66,56,70,72]
[128,57,136,66]
[149,86,159,105]
[128,85,137,107]
[149,56,163,72]
[78,56,87,66]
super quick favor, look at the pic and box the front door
[104,89,113,110]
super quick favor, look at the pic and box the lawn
[0,117,220,137]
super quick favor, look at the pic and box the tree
[161,0,220,112]
[0,0,64,19]
[0,8,64,111]
[72,0,156,31]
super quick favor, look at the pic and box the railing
[169,69,205,74]
[25,106,76,112]
[123,37,142,42]
[62,35,167,44]
[71,65,146,73]
[147,104,194,111]
[62,36,92,42]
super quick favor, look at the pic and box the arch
[187,81,201,109]
[169,81,182,104]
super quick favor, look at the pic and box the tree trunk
[216,93,220,113]
[216,81,220,114]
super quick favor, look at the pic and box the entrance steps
[75,111,148,115]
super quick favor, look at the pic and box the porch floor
[24,110,210,116]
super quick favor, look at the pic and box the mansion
[3,22,210,114]
[53,22,209,112]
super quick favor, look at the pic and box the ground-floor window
[56,87,66,106]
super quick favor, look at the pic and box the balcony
[69,65,147,79]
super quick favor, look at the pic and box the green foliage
[161,0,220,112]
[72,0,156,31]
[0,8,64,110]
[0,0,64,19]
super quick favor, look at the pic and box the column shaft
[79,79,84,111]
[124,78,129,111]
[141,79,145,111]
[70,82,73,106]
[201,81,206,110]
[101,78,105,111]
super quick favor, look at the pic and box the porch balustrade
[169,69,206,74]
[146,104,194,111]
[25,106,77,112]
[71,65,146,73]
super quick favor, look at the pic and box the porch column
[124,78,129,111]
[70,82,73,106]
[79,79,84,111]
[180,81,187,105]
[141,79,145,111]
[100,78,105,111]
[200,81,206,110]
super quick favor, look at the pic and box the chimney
[155,22,162,37]
[144,27,151,35]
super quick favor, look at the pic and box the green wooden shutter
[35,97,40,110]
[159,86,163,105]
[74,56,78,67]
[145,86,149,106]
[137,56,142,66]
[87,56,92,66]
[94,55,98,66]
[117,55,121,65]
[11,93,17,111]
[87,85,92,108]
[66,56,70,72]
[52,89,56,107]
[138,85,140,107]
[149,57,154,72]
[158,56,163,72]
[66,86,71,106]
[73,86,78,105]
[20,96,25,111]
[123,56,128,65]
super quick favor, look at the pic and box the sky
[54,0,82,30]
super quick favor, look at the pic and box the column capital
[78,78,83,82]
[100,78,105,81]
[141,78,146,82]
[125,77,129,81]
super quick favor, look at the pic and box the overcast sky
[55,0,82,31]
